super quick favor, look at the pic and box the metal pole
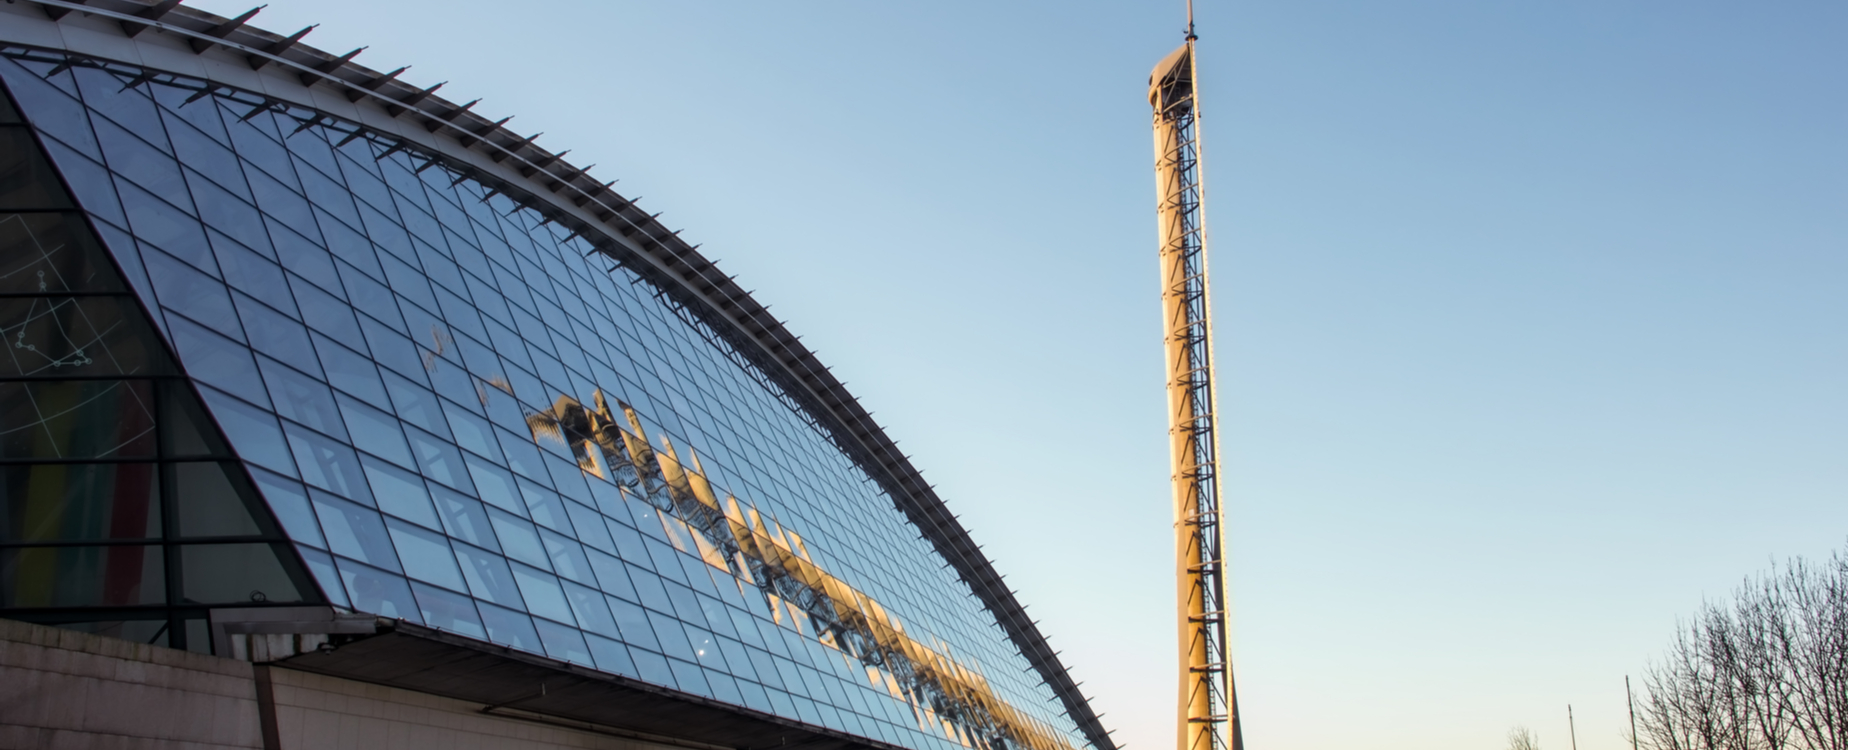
[1149,25,1238,750]
[1569,704,1579,750]
[1626,676,1640,750]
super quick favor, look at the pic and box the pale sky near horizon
[182,1,1847,748]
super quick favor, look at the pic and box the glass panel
[333,558,420,623]
[0,462,159,541]
[519,481,573,534]
[160,381,226,459]
[284,423,371,504]
[296,545,347,608]
[476,601,540,653]
[178,543,305,604]
[0,127,74,210]
[196,386,295,477]
[385,517,464,593]
[0,545,162,606]
[452,541,522,608]
[487,509,546,570]
[310,493,398,572]
[0,380,155,460]
[533,617,592,666]
[405,427,472,495]
[237,296,319,377]
[251,469,324,549]
[259,358,347,441]
[510,562,574,625]
[360,455,436,530]
[171,461,266,538]
[168,316,266,405]
[463,454,521,515]
[0,212,122,293]
[0,296,172,377]
[539,529,594,586]
[410,581,485,639]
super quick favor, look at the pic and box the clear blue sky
[187,1,1847,748]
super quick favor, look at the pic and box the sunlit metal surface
[1148,38,1242,750]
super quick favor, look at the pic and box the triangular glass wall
[0,69,322,654]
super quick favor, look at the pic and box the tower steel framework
[1148,20,1244,750]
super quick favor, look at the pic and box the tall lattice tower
[1148,9,1243,750]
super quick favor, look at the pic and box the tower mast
[1148,4,1242,750]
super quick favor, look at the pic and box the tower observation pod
[1148,21,1244,750]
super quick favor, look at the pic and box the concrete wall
[0,620,684,750]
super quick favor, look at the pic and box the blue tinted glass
[246,166,318,242]
[432,488,498,553]
[259,357,346,440]
[561,580,618,638]
[410,581,486,640]
[169,318,266,406]
[321,217,384,286]
[238,296,318,374]
[94,118,186,199]
[565,502,614,554]
[360,317,427,383]
[586,549,635,601]
[586,633,636,677]
[519,481,573,534]
[294,545,348,608]
[40,140,127,230]
[539,530,594,586]
[214,240,294,317]
[405,427,472,494]
[285,424,372,504]
[533,617,592,666]
[463,454,522,515]
[312,335,388,409]
[476,601,541,653]
[442,402,501,460]
[165,116,250,199]
[648,612,698,663]
[608,596,660,653]
[196,386,294,477]
[251,468,324,549]
[631,649,676,690]
[360,455,436,530]
[510,563,575,626]
[190,173,272,259]
[118,183,209,264]
[146,250,235,337]
[334,558,421,623]
[496,427,549,482]
[335,395,412,468]
[386,517,465,593]
[339,261,403,331]
[453,542,522,608]
[629,567,675,614]
[486,509,547,570]
[300,164,361,229]
[272,221,340,290]
[312,493,398,573]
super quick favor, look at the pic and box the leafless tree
[1635,553,1847,750]
[1509,726,1543,750]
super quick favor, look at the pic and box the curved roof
[0,2,1115,748]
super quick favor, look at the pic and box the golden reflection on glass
[525,391,1076,750]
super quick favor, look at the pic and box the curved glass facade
[0,47,1089,750]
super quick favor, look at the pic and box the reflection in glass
[0,545,162,607]
[0,462,158,542]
